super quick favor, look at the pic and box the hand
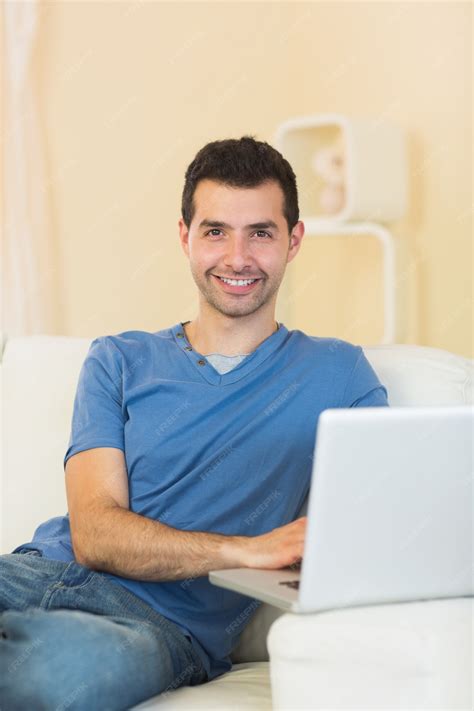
[240,516,307,570]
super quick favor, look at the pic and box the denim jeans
[0,549,208,710]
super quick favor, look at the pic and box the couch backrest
[1,336,472,662]
[2,336,92,554]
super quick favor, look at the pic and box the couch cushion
[364,344,473,406]
[1,335,92,553]
[230,603,284,663]
[268,598,473,710]
[131,661,271,709]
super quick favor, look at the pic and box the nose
[223,236,253,273]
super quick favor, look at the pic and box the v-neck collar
[171,320,289,386]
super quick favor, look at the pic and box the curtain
[2,0,59,339]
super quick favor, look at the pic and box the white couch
[1,335,472,710]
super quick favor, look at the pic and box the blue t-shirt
[13,321,389,681]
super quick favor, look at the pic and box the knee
[0,608,131,710]
[0,609,69,709]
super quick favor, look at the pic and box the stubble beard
[191,267,284,319]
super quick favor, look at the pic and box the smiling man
[0,136,389,710]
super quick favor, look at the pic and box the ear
[178,218,190,258]
[286,221,305,265]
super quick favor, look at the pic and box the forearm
[74,505,248,582]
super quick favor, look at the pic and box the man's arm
[66,447,306,581]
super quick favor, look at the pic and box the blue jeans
[0,549,207,710]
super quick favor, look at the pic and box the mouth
[211,274,262,294]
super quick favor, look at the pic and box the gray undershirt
[204,353,250,375]
[202,322,281,374]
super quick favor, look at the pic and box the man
[0,136,389,709]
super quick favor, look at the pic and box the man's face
[178,179,304,319]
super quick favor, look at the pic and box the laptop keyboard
[279,580,300,590]
[279,559,301,589]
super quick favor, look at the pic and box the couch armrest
[267,598,473,710]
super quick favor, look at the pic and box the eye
[204,229,272,238]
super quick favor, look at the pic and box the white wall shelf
[274,113,405,344]
[274,113,407,225]
[301,220,397,345]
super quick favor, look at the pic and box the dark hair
[181,135,299,236]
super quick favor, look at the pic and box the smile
[212,274,262,293]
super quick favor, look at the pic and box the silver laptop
[209,406,473,613]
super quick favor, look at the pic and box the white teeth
[220,277,257,286]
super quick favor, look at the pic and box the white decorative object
[319,184,345,215]
[311,141,345,186]
[274,113,407,225]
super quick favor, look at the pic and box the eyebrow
[198,219,279,231]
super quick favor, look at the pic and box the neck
[183,314,280,356]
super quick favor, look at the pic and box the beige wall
[28,1,472,356]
